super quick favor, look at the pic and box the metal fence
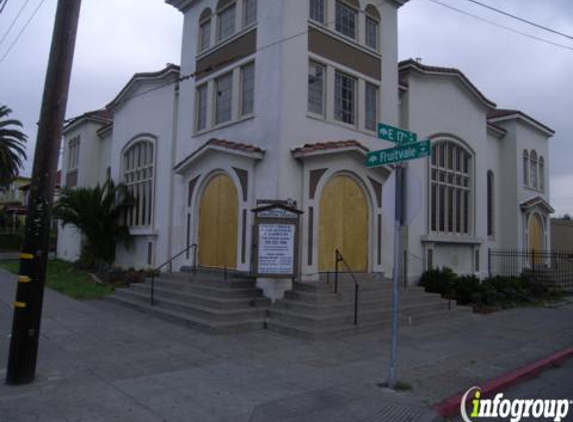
[488,248,573,292]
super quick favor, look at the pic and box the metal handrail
[334,249,360,326]
[150,243,198,306]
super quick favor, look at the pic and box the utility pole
[6,0,82,385]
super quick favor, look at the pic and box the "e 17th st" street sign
[378,123,417,144]
[367,139,431,168]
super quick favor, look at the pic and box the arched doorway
[198,173,238,268]
[319,175,369,271]
[528,213,543,252]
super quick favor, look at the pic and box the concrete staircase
[106,269,270,334]
[106,270,472,338]
[266,274,472,339]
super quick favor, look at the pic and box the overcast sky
[1,0,572,214]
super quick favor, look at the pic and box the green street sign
[377,123,417,144]
[367,139,431,168]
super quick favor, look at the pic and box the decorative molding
[309,168,327,200]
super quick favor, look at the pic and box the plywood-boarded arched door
[528,213,543,252]
[198,174,238,268]
[319,175,369,271]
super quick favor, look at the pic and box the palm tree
[0,105,27,187]
[54,180,134,264]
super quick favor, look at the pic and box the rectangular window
[215,72,233,124]
[308,62,325,115]
[365,82,378,131]
[365,16,378,50]
[217,4,236,42]
[310,0,325,23]
[68,137,80,170]
[241,62,255,116]
[196,84,208,131]
[199,19,211,52]
[335,1,357,40]
[334,71,356,124]
[244,0,257,26]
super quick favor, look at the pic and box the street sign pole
[388,164,402,389]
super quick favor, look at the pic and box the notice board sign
[252,203,302,278]
[258,224,295,274]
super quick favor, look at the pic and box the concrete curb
[433,346,573,418]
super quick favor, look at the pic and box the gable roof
[64,109,112,133]
[292,140,369,158]
[520,196,554,214]
[174,138,265,174]
[399,59,497,109]
[107,64,180,112]
[487,108,554,136]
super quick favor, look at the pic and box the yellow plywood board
[529,214,543,252]
[319,175,368,271]
[198,174,238,269]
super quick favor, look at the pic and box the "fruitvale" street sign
[367,139,431,168]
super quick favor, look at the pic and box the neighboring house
[0,176,31,232]
[551,218,573,252]
[57,0,554,297]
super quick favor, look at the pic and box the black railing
[488,248,573,292]
[150,244,198,305]
[334,249,360,326]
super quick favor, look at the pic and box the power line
[426,0,573,52]
[459,0,573,41]
[67,3,391,115]
[93,20,341,113]
[0,0,32,46]
[0,0,9,14]
[0,0,47,64]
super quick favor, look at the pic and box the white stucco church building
[57,0,554,297]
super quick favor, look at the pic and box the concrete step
[130,283,269,310]
[293,280,395,294]
[159,272,257,289]
[113,288,267,322]
[180,265,254,280]
[143,278,264,299]
[105,294,266,334]
[284,287,433,304]
[266,306,472,340]
[274,292,447,314]
[268,301,457,328]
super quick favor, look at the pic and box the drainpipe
[166,82,179,271]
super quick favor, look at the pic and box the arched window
[530,150,538,189]
[487,171,494,237]
[198,8,212,53]
[523,149,529,186]
[539,156,545,192]
[430,141,472,235]
[123,139,155,228]
[364,5,380,50]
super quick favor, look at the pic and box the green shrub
[453,275,481,305]
[0,233,23,250]
[419,267,457,297]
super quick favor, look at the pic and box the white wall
[109,78,178,269]
[402,73,490,278]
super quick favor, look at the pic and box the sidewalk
[1,268,572,422]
